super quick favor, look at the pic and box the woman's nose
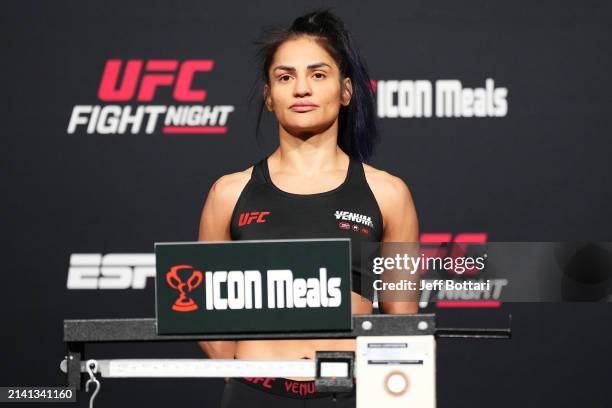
[293,76,312,97]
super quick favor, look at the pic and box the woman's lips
[290,104,317,112]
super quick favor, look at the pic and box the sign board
[155,239,352,335]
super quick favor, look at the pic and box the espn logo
[67,253,155,289]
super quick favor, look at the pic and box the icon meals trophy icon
[166,265,203,312]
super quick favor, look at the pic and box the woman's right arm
[196,172,250,359]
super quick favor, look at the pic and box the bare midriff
[234,292,373,380]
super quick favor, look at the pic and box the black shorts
[220,377,356,408]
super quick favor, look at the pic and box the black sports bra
[229,155,383,300]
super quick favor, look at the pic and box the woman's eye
[279,75,291,82]
[313,72,326,79]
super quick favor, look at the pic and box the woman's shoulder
[209,165,254,205]
[362,162,413,198]
[361,162,416,231]
[200,165,254,220]
[199,165,255,239]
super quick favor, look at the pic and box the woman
[197,9,419,407]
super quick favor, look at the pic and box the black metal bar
[63,314,438,342]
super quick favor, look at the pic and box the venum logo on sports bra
[335,210,373,236]
[238,211,270,227]
[334,210,374,227]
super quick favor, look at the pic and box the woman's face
[264,35,352,137]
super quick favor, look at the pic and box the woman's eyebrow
[273,62,332,72]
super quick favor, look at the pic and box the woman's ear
[341,77,353,107]
[264,84,273,111]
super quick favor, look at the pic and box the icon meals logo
[67,59,235,135]
[372,78,508,118]
[165,266,342,312]
[166,265,203,312]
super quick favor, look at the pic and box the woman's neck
[273,119,348,175]
[270,145,348,177]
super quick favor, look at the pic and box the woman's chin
[283,121,335,137]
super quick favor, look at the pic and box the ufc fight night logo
[67,59,235,135]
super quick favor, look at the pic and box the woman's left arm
[376,175,420,315]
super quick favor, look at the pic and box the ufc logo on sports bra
[238,211,271,227]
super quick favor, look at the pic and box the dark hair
[250,9,379,163]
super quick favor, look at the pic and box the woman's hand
[197,340,237,359]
